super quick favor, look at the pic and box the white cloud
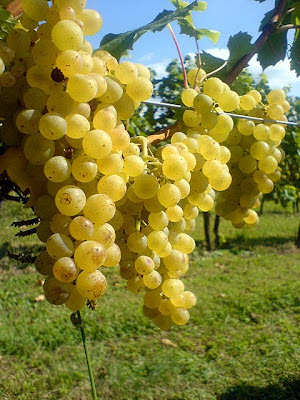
[147,59,172,79]
[137,52,156,62]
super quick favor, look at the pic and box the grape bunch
[0,0,291,330]
[180,70,288,228]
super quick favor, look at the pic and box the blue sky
[86,0,300,96]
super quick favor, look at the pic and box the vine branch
[225,0,289,84]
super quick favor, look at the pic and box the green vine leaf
[257,30,287,69]
[227,32,255,66]
[170,0,220,44]
[0,6,16,39]
[99,0,206,60]
[290,32,300,76]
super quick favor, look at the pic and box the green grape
[144,290,162,309]
[65,286,87,312]
[147,231,168,252]
[56,50,83,77]
[200,112,218,129]
[44,156,72,182]
[217,146,231,164]
[52,20,84,51]
[46,232,74,260]
[127,275,145,294]
[24,133,55,165]
[83,194,116,225]
[148,211,169,231]
[268,170,281,183]
[239,94,256,110]
[258,156,278,174]
[170,294,186,307]
[65,113,90,139]
[47,92,74,116]
[103,243,121,267]
[115,61,138,84]
[174,179,190,199]
[53,257,79,283]
[97,175,127,202]
[37,22,52,40]
[187,67,206,86]
[182,291,197,309]
[67,73,98,102]
[173,233,195,254]
[171,308,190,325]
[237,119,255,136]
[20,13,39,29]
[218,90,240,111]
[250,141,270,160]
[181,88,198,107]
[166,205,183,222]
[162,279,184,297]
[143,271,162,289]
[269,124,285,141]
[158,298,175,315]
[74,240,106,272]
[43,276,71,305]
[248,89,262,104]
[171,132,187,144]
[69,216,94,241]
[202,160,223,178]
[32,39,58,66]
[39,113,67,140]
[36,216,57,242]
[127,232,147,253]
[144,196,164,213]
[98,76,123,104]
[23,88,48,112]
[157,183,181,207]
[88,73,107,98]
[258,178,274,194]
[135,256,155,275]
[92,223,115,249]
[35,250,56,275]
[50,213,71,235]
[133,173,159,199]
[72,155,97,183]
[182,110,202,127]
[77,9,103,35]
[203,77,223,100]
[188,192,214,211]
[135,63,151,79]
[21,0,49,21]
[82,129,112,159]
[152,314,173,330]
[267,104,284,120]
[76,270,107,300]
[163,249,187,272]
[193,93,213,114]
[114,93,136,120]
[7,29,31,57]
[59,6,76,20]
[238,155,257,174]
[0,71,16,87]
[108,126,131,151]
[183,203,199,220]
[126,77,153,102]
[97,152,123,175]
[55,185,86,216]
[267,89,285,105]
[16,109,41,135]
[162,154,188,181]
[123,155,145,177]
[93,105,117,131]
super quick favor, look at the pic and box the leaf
[178,20,220,44]
[227,32,255,67]
[257,30,287,69]
[161,338,178,347]
[99,1,202,60]
[170,0,219,44]
[200,51,226,73]
[0,6,15,39]
[290,31,300,76]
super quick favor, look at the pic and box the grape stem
[75,311,98,400]
[167,24,189,89]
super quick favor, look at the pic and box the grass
[0,200,299,400]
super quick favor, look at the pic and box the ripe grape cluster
[0,0,290,330]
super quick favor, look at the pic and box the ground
[0,200,299,400]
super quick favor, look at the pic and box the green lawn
[0,200,299,400]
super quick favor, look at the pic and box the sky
[86,0,300,96]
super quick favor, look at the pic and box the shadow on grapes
[217,377,300,400]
